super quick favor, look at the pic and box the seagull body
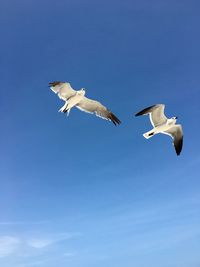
[58,89,85,115]
[49,81,121,125]
[135,104,183,155]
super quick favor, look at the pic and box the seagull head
[171,116,178,123]
[78,88,86,96]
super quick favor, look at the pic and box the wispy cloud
[0,236,21,257]
[63,252,76,257]
[0,231,80,259]
[27,239,53,249]
[0,221,49,226]
[16,260,47,267]
[27,232,80,249]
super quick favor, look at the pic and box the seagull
[135,104,183,155]
[49,81,121,125]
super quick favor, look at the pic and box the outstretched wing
[162,125,183,155]
[49,81,76,101]
[76,97,121,126]
[135,104,167,127]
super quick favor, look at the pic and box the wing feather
[135,104,167,127]
[49,81,76,101]
[162,125,183,155]
[76,97,121,125]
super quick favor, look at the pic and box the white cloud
[0,221,49,225]
[0,231,80,261]
[27,239,53,249]
[63,252,75,257]
[27,232,80,249]
[0,236,21,257]
[16,260,46,267]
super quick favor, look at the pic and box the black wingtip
[109,113,121,126]
[48,81,64,87]
[175,136,183,156]
[135,112,141,117]
[135,104,159,117]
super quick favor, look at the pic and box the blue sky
[0,0,200,266]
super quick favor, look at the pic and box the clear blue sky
[0,0,200,266]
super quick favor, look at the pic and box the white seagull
[135,104,183,155]
[49,81,121,125]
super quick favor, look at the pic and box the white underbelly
[154,124,172,133]
[68,94,84,108]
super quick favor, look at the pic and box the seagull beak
[176,116,178,119]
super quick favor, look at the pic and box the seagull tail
[58,102,71,116]
[143,130,155,139]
